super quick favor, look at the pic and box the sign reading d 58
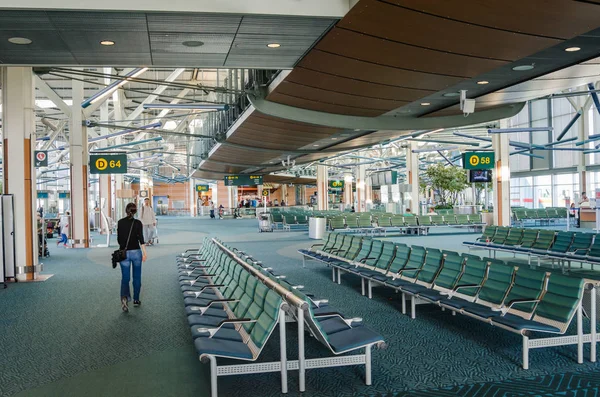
[463,152,495,170]
[90,154,128,174]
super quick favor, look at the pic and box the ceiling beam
[34,75,72,117]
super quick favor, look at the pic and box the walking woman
[117,202,147,312]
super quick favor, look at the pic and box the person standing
[140,198,157,245]
[117,203,147,312]
[57,211,70,247]
[209,200,215,219]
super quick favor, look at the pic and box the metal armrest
[187,282,225,292]
[313,312,363,328]
[292,285,304,290]
[440,283,481,298]
[491,298,541,315]
[359,257,376,263]
[189,299,240,314]
[310,243,325,249]
[196,318,257,338]
[311,299,329,308]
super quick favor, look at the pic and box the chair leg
[361,278,365,296]
[522,334,529,370]
[365,345,372,386]
[591,287,597,363]
[401,293,406,314]
[410,296,416,319]
[368,279,372,299]
[279,309,288,394]
[337,269,341,285]
[577,303,584,364]
[332,267,336,282]
[208,356,218,397]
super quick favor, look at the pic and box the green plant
[422,164,470,206]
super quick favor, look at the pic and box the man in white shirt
[140,198,157,245]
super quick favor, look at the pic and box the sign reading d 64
[90,154,127,174]
[463,152,495,170]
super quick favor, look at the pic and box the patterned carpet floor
[1,217,599,397]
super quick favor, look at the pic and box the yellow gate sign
[90,154,127,174]
[463,152,495,170]
[262,189,269,197]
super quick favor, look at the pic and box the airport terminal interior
[3,1,600,396]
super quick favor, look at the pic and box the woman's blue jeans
[58,233,68,244]
[120,249,142,301]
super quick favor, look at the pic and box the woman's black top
[117,217,144,250]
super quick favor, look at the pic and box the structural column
[188,179,196,217]
[493,120,511,226]
[407,142,420,214]
[578,104,589,196]
[316,165,328,211]
[69,77,90,248]
[356,164,366,212]
[343,173,353,209]
[98,98,112,233]
[281,184,288,205]
[1,67,38,281]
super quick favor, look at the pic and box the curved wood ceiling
[196,0,600,181]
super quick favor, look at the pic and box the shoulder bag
[112,220,134,268]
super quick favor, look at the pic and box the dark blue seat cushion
[190,324,241,341]
[492,314,560,333]
[462,302,498,319]
[440,298,472,311]
[326,326,384,353]
[369,273,389,282]
[417,289,444,302]
[188,314,224,327]
[318,317,351,334]
[333,261,354,269]
[385,278,412,288]
[185,306,228,318]
[400,283,429,295]
[194,337,253,359]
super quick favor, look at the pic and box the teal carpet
[1,217,599,397]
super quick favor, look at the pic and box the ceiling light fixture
[182,40,204,47]
[420,102,431,106]
[443,92,460,98]
[565,47,581,52]
[477,80,489,85]
[100,40,115,46]
[512,64,535,71]
[313,144,319,147]
[331,137,338,140]
[267,43,281,48]
[143,103,229,111]
[8,37,32,45]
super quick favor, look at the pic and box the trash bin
[309,217,326,240]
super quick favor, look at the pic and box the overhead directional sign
[224,174,263,186]
[329,180,344,189]
[90,154,128,174]
[463,152,495,170]
[262,189,269,197]
[196,184,210,192]
[34,151,48,167]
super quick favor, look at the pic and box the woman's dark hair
[125,203,137,217]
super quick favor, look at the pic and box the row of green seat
[464,226,600,267]
[177,238,384,396]
[298,232,593,369]
[512,208,568,226]
[327,214,484,233]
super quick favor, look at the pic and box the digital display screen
[469,169,492,183]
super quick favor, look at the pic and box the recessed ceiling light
[354,129,360,131]
[313,144,319,147]
[512,64,534,71]
[8,37,32,45]
[477,80,489,85]
[100,40,115,46]
[182,40,204,47]
[420,102,431,106]
[443,92,460,98]
[267,43,281,48]
[331,137,338,140]
[565,47,581,52]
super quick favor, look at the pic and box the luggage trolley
[258,213,273,232]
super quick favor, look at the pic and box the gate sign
[224,174,263,186]
[329,180,344,189]
[90,154,128,174]
[262,189,269,197]
[196,184,209,192]
[34,151,48,167]
[463,152,495,170]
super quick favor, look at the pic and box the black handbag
[112,220,134,269]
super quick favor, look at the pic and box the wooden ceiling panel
[210,145,275,164]
[228,133,316,150]
[340,0,561,61]
[199,161,245,174]
[249,113,340,134]
[287,67,434,101]
[298,50,464,91]
[316,27,507,78]
[236,125,330,143]
[274,81,408,111]
[387,0,600,39]
[268,91,385,117]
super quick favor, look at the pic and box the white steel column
[69,77,90,248]
[316,165,328,210]
[189,179,196,217]
[493,120,511,226]
[343,173,353,208]
[356,165,367,212]
[98,97,111,233]
[281,184,288,205]
[407,142,420,214]
[227,186,236,210]
[112,89,125,220]
[1,67,38,281]
[578,106,589,195]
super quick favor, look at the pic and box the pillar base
[15,264,44,281]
